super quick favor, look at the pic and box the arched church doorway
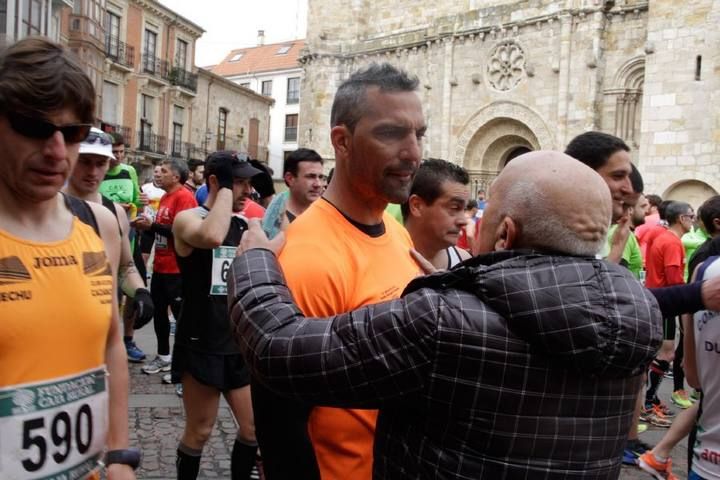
[503,146,532,166]
[462,118,539,194]
[663,180,718,210]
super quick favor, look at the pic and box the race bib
[0,367,109,480]
[210,246,235,295]
[155,233,168,250]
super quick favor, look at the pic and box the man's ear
[408,194,424,218]
[713,217,720,232]
[494,216,518,251]
[330,125,351,160]
[283,171,295,187]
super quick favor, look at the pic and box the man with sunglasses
[0,38,137,479]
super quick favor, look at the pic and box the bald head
[477,151,612,255]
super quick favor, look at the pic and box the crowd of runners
[3,37,720,480]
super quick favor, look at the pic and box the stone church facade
[298,0,719,205]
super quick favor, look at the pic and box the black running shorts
[171,344,250,391]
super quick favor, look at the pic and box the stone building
[191,68,273,163]
[299,0,719,205]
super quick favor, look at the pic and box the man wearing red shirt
[242,198,265,219]
[644,201,695,415]
[637,199,671,260]
[135,159,197,374]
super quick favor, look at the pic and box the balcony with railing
[137,130,167,155]
[185,144,207,161]
[169,141,192,159]
[168,66,198,93]
[105,34,134,69]
[141,54,170,83]
[100,122,133,146]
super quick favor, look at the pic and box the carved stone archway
[452,100,555,168]
[663,179,719,210]
[605,56,645,150]
[454,102,553,193]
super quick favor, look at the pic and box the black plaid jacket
[229,249,662,479]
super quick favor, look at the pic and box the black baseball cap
[205,151,262,179]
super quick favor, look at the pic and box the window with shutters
[102,82,119,124]
[217,108,228,150]
[22,0,43,36]
[173,106,184,156]
[284,114,298,142]
[261,80,272,97]
[176,39,188,69]
[286,77,300,104]
[143,29,157,73]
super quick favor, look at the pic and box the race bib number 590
[0,367,108,479]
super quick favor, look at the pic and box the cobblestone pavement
[129,325,238,479]
[128,324,691,479]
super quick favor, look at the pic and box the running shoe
[691,389,701,401]
[651,398,676,418]
[671,390,693,409]
[175,383,183,397]
[655,402,676,418]
[622,449,639,466]
[638,451,678,480]
[162,373,173,384]
[170,321,176,336]
[641,405,673,428]
[629,439,653,456]
[125,339,146,363]
[142,356,171,374]
[622,438,653,465]
[637,423,649,435]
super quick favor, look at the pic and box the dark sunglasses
[7,112,92,144]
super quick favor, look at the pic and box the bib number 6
[21,404,93,472]
[221,259,230,283]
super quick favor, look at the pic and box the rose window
[487,41,526,91]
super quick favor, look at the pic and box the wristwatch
[104,448,142,470]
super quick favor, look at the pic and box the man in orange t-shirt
[251,63,425,480]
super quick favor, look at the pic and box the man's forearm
[228,249,432,407]
[649,282,703,317]
[119,261,143,297]
[105,330,130,449]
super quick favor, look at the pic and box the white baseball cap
[79,127,116,160]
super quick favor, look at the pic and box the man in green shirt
[682,224,710,281]
[607,193,649,279]
[99,133,143,215]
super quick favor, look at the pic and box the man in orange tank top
[248,63,425,480]
[0,39,137,479]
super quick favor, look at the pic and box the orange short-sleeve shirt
[278,199,421,480]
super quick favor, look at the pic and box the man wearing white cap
[64,127,154,362]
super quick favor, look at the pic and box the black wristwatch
[104,448,142,470]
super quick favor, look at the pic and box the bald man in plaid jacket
[229,152,662,480]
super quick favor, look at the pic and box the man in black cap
[170,152,262,480]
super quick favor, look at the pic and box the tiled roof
[211,40,305,77]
